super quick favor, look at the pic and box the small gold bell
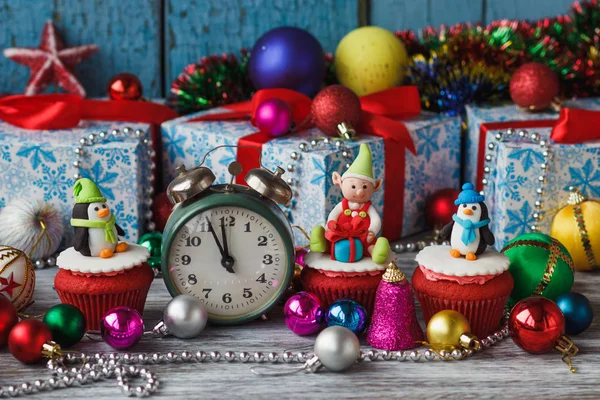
[245,166,292,206]
[167,164,216,204]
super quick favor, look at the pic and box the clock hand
[220,218,235,273]
[207,220,235,273]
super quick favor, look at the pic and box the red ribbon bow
[325,219,369,262]
[551,107,600,144]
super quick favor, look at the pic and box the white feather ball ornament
[0,198,65,260]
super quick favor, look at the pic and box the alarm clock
[161,156,295,325]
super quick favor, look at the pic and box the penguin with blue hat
[439,183,495,261]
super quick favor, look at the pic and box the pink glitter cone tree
[366,263,423,350]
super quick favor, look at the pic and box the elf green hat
[73,178,106,204]
[342,144,375,184]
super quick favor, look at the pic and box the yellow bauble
[335,26,408,96]
[426,310,478,350]
[550,188,600,272]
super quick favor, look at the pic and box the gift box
[465,98,600,188]
[161,100,461,246]
[0,120,154,247]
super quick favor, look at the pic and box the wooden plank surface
[164,0,359,94]
[1,239,598,399]
[485,0,575,22]
[0,0,162,98]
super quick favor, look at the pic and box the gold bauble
[426,310,479,350]
[334,26,408,96]
[550,188,600,271]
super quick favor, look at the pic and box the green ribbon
[70,214,118,244]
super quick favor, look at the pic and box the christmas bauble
[550,189,600,271]
[284,291,324,335]
[0,246,35,311]
[163,295,208,339]
[8,320,52,364]
[326,299,367,335]
[311,85,362,136]
[43,304,86,348]
[255,98,293,138]
[509,297,565,354]
[556,292,593,335]
[138,232,163,270]
[501,233,574,304]
[335,26,408,96]
[107,72,143,101]
[100,306,144,350]
[249,27,325,97]
[425,188,461,228]
[509,62,559,110]
[152,191,173,233]
[426,310,472,348]
[314,326,360,372]
[0,295,18,345]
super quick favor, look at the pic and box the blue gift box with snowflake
[0,120,154,247]
[162,109,461,246]
[465,98,600,186]
[482,125,600,250]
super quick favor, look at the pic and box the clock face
[166,205,291,321]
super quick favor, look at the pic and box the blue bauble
[249,27,325,97]
[556,292,593,335]
[334,238,364,263]
[326,299,367,335]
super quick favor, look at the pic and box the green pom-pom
[502,232,574,305]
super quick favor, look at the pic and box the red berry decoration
[0,295,18,345]
[425,188,461,228]
[509,297,565,354]
[311,85,362,136]
[153,191,174,232]
[509,62,560,110]
[8,319,52,364]
[107,73,143,101]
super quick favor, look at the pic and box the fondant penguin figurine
[439,183,495,261]
[70,178,128,258]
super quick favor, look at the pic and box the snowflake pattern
[95,147,131,168]
[565,159,600,198]
[497,163,527,201]
[415,126,441,162]
[112,200,138,240]
[1,145,11,162]
[162,129,188,163]
[33,165,73,203]
[16,144,56,170]
[507,147,545,172]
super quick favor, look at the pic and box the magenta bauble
[254,98,293,138]
[100,306,145,350]
[284,291,324,335]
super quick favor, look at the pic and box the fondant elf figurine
[440,183,495,261]
[70,178,128,258]
[310,144,390,264]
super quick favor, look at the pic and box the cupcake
[412,183,513,338]
[55,178,153,330]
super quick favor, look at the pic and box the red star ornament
[3,20,98,96]
[0,273,22,297]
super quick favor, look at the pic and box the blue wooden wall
[0,0,576,98]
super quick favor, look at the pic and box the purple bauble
[100,306,145,350]
[295,247,308,267]
[249,27,326,97]
[255,98,293,137]
[284,291,324,335]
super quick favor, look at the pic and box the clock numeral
[187,274,197,285]
[219,216,236,227]
[244,222,251,232]
[222,293,232,304]
[256,273,267,283]
[197,220,208,232]
[257,236,267,246]
[243,288,253,298]
[185,236,201,247]
[182,255,191,265]
[202,288,212,298]
[262,254,273,265]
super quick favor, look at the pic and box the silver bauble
[314,326,360,372]
[163,295,208,339]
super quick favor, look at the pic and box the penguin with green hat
[310,143,390,264]
[70,178,128,258]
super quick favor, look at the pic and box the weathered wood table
[1,243,598,399]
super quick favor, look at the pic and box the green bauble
[502,232,575,305]
[138,232,163,269]
[43,304,86,348]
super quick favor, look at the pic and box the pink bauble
[255,98,293,137]
[284,291,324,335]
[295,248,308,267]
[100,306,145,350]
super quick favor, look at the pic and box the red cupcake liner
[55,288,151,331]
[303,283,378,315]
[413,289,509,338]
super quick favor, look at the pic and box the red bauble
[509,297,565,354]
[153,192,174,232]
[425,188,460,228]
[8,320,52,364]
[0,295,18,345]
[311,85,362,136]
[510,63,560,110]
[107,73,143,101]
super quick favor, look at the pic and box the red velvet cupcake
[412,245,513,338]
[55,244,153,330]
